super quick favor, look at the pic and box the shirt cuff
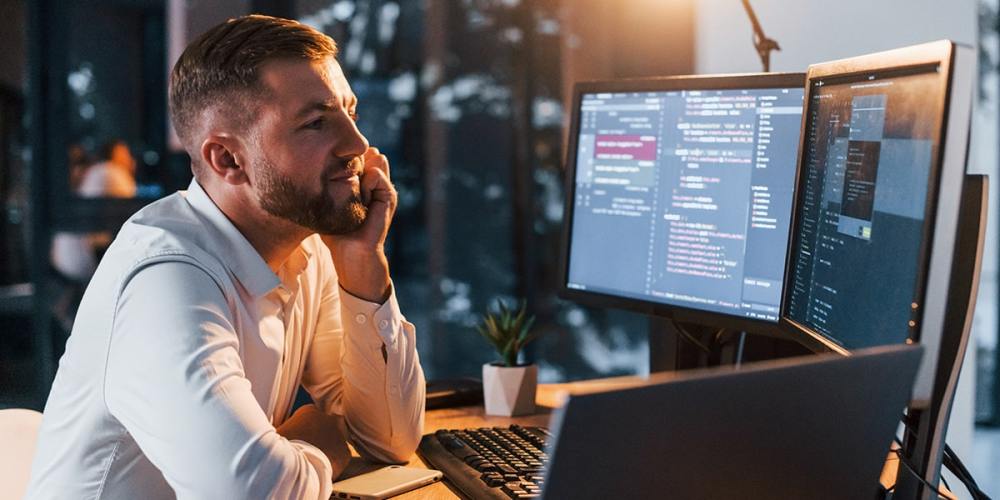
[339,281,403,347]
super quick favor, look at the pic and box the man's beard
[255,157,367,235]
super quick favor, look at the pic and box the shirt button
[379,319,389,330]
[355,313,367,324]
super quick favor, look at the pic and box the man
[27,15,425,499]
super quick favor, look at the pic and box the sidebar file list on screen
[567,87,804,321]
[786,68,940,348]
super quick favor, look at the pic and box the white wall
[695,0,976,74]
[695,0,990,484]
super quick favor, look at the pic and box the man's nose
[335,118,369,159]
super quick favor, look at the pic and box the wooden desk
[340,376,651,499]
[340,374,957,499]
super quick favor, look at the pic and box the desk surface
[341,376,649,499]
[341,374,958,500]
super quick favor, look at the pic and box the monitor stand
[648,318,711,371]
[649,319,811,372]
[894,174,987,499]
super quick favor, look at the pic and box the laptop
[540,344,922,499]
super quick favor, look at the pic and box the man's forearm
[336,253,390,303]
[277,405,352,479]
[323,238,391,304]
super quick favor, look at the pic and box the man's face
[247,56,370,235]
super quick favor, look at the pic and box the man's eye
[304,118,324,130]
[349,110,359,122]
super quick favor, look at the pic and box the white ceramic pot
[482,362,538,416]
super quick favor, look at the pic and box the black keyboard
[416,425,551,499]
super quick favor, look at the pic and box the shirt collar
[183,179,281,297]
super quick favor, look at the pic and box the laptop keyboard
[416,425,551,499]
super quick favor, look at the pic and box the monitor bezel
[558,72,806,335]
[778,41,961,356]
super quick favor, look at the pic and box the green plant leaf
[484,315,499,338]
[497,299,509,318]
[522,324,543,349]
[502,336,518,367]
[518,316,537,343]
[476,325,498,351]
[474,298,544,366]
[478,317,506,353]
[511,309,524,336]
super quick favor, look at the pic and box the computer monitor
[780,40,974,408]
[559,74,805,332]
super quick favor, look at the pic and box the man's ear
[200,135,250,185]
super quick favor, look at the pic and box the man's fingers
[356,147,397,241]
[363,147,390,179]
[360,165,397,210]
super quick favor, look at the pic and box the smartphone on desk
[331,465,443,500]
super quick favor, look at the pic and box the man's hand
[323,147,396,303]
[276,404,352,480]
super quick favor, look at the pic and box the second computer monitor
[781,41,974,405]
[560,74,805,330]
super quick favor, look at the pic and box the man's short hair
[169,15,337,175]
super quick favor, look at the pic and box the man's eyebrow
[294,99,351,119]
[294,100,335,119]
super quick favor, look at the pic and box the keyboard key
[475,462,497,473]
[441,436,463,450]
[501,482,527,498]
[498,464,518,475]
[481,472,505,487]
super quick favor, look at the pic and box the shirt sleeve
[104,261,334,499]
[300,254,425,464]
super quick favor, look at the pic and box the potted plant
[477,299,541,416]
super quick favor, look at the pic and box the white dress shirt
[26,180,425,499]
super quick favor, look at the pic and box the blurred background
[0,0,997,494]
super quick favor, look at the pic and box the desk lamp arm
[741,0,781,72]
